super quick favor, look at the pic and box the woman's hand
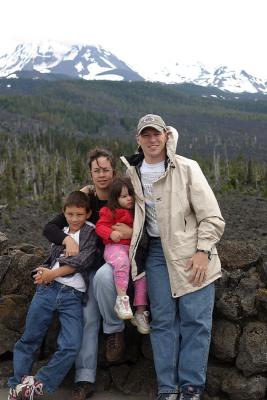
[112,223,133,240]
[110,230,123,243]
[185,252,209,287]
[63,236,79,257]
[80,185,90,194]
[34,266,55,285]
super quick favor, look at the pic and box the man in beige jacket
[121,114,225,400]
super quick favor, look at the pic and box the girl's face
[90,157,114,190]
[118,185,134,209]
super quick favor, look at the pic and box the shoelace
[106,333,116,350]
[24,380,43,400]
[119,297,130,311]
[180,393,200,400]
[8,388,17,400]
[72,383,88,393]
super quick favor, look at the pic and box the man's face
[137,128,168,163]
[64,206,91,232]
[90,157,114,190]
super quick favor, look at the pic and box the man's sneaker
[70,381,95,400]
[156,394,178,400]
[105,331,125,363]
[179,389,200,400]
[16,375,44,399]
[131,310,150,334]
[114,295,133,320]
[8,388,19,400]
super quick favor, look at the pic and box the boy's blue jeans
[146,237,215,395]
[8,281,84,393]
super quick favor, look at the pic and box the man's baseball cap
[137,114,167,136]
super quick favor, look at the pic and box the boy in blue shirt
[8,191,97,400]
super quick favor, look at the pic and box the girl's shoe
[131,310,150,334]
[114,295,133,319]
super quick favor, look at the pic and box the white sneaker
[114,295,133,320]
[16,375,44,399]
[8,387,19,400]
[131,310,150,334]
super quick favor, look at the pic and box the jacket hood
[166,126,179,161]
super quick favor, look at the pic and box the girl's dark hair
[87,147,116,171]
[107,177,134,211]
[63,191,91,213]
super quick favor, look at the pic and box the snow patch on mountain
[0,41,267,94]
[0,41,143,82]
[136,60,267,94]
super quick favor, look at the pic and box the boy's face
[64,206,91,232]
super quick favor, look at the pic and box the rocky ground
[0,193,266,259]
[1,193,267,400]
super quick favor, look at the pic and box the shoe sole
[131,318,150,334]
[114,306,133,320]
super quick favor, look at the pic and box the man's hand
[112,223,132,240]
[63,236,79,257]
[110,230,122,243]
[185,252,209,287]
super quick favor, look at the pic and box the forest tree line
[0,129,266,211]
[0,79,266,209]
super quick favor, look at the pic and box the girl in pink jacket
[96,177,149,334]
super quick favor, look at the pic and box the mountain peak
[0,41,144,82]
[0,41,266,94]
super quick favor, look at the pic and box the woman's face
[90,157,114,190]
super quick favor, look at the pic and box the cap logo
[142,115,155,123]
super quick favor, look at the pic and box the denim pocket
[36,284,47,293]
[71,288,83,300]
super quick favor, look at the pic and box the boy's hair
[87,147,116,171]
[107,177,134,211]
[63,191,91,212]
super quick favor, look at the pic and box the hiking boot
[8,388,19,400]
[70,381,95,400]
[16,375,44,399]
[105,331,125,362]
[114,295,133,320]
[156,394,178,400]
[131,310,150,334]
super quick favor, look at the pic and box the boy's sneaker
[8,388,19,400]
[131,310,150,334]
[114,295,133,320]
[16,375,44,399]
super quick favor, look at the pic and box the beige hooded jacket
[121,127,225,298]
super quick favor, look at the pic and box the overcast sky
[1,0,267,78]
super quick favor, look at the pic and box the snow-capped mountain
[140,61,267,94]
[0,41,267,94]
[0,41,143,82]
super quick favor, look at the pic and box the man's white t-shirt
[140,160,165,237]
[52,226,86,292]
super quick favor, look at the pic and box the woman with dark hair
[96,177,149,334]
[43,148,131,400]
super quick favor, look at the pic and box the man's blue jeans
[146,238,215,395]
[8,281,84,393]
